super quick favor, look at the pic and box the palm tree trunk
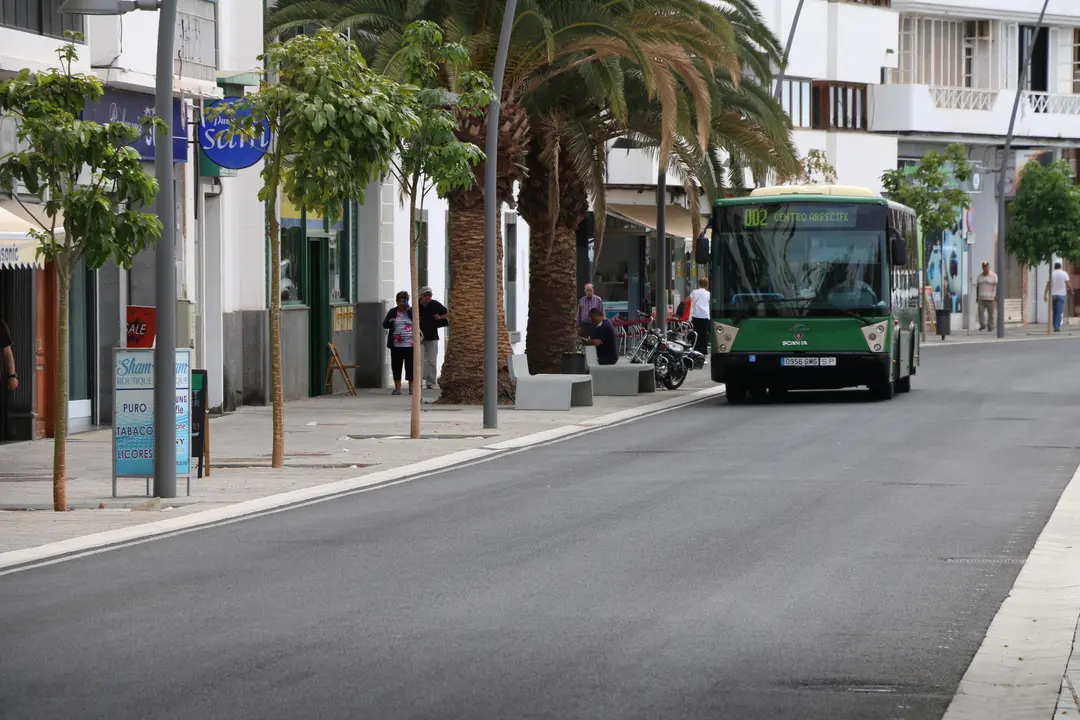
[439,199,514,404]
[53,264,69,511]
[267,189,285,468]
[409,184,421,438]
[525,224,579,374]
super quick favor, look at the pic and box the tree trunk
[409,188,421,438]
[439,199,514,404]
[53,264,69,511]
[267,191,285,468]
[525,224,579,374]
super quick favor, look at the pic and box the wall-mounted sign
[112,349,192,488]
[84,89,188,163]
[126,306,157,348]
[199,97,271,170]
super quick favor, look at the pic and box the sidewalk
[0,374,718,554]
[923,321,1080,346]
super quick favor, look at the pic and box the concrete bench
[583,346,656,396]
[509,354,593,411]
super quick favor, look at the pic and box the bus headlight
[860,323,889,353]
[712,322,739,353]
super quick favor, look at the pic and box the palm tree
[511,0,800,371]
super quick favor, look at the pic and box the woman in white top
[687,278,711,354]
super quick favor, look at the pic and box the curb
[0,385,726,575]
[941,459,1080,720]
[923,333,1080,348]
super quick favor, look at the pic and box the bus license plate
[781,357,836,367]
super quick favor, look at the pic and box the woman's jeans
[1052,295,1066,330]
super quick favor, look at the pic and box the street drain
[942,557,1026,564]
[882,481,957,487]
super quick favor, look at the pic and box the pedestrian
[975,261,998,331]
[583,307,619,365]
[1044,262,1073,332]
[382,290,415,395]
[578,283,604,336]
[417,286,448,390]
[0,319,17,443]
[687,277,711,355]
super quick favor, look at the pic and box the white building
[0,0,268,435]
[873,0,1080,329]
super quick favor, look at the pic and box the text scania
[782,340,809,346]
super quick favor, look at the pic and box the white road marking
[0,386,726,575]
[942,461,1080,719]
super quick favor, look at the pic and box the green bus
[695,185,921,403]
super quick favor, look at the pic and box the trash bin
[561,352,587,374]
[935,309,951,339]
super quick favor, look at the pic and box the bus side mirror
[891,234,908,266]
[694,234,710,265]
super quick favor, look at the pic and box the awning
[607,203,707,242]
[0,203,63,269]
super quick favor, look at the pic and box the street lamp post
[997,0,1051,339]
[483,0,517,430]
[61,0,177,497]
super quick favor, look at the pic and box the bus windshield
[714,202,889,318]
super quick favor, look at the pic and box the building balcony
[870,84,1080,140]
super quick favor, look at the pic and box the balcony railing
[838,0,890,6]
[929,87,998,111]
[0,0,84,41]
[174,0,217,82]
[1023,92,1080,116]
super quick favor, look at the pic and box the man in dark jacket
[584,308,619,365]
[417,286,448,389]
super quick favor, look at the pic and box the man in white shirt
[1044,262,1073,332]
[975,261,998,331]
[688,278,711,354]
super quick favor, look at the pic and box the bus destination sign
[740,204,861,229]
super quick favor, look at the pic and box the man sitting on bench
[583,308,619,365]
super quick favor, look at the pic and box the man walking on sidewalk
[578,284,604,337]
[0,318,17,443]
[418,286,448,390]
[976,261,998,331]
[1044,262,1072,332]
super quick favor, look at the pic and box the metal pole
[153,0,177,497]
[998,0,1050,339]
[772,0,806,99]
[483,0,517,429]
[656,169,667,335]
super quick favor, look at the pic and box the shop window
[777,78,812,128]
[812,81,868,131]
[505,213,517,331]
[328,231,346,302]
[280,226,305,304]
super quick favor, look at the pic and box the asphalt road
[3,339,1080,720]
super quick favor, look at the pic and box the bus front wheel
[726,382,748,405]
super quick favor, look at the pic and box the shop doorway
[68,260,97,431]
[306,234,331,397]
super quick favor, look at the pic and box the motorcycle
[629,315,700,390]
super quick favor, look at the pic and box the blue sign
[199,97,270,170]
[113,348,192,478]
[84,89,188,163]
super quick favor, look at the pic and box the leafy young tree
[880,143,973,241]
[1006,159,1080,268]
[209,29,418,467]
[785,149,837,185]
[0,37,162,511]
[385,21,491,438]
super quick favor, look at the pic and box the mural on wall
[926,206,969,314]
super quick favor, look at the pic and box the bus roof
[714,184,885,206]
[712,184,915,215]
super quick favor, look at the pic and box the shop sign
[84,89,188,163]
[199,97,271,170]
[113,348,191,479]
[126,306,157,348]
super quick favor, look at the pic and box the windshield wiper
[806,302,875,326]
[729,297,810,326]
